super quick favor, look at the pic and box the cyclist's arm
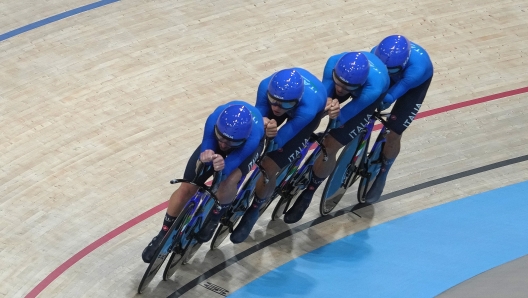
[274,108,315,149]
[222,132,262,176]
[338,83,382,124]
[385,64,428,104]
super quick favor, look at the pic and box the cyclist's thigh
[387,76,433,135]
[329,98,380,146]
[238,138,265,176]
[266,113,323,169]
[183,145,214,185]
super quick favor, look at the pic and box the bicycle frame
[281,120,334,194]
[269,120,335,219]
[356,113,389,203]
[138,164,222,293]
[209,139,273,249]
[319,111,389,215]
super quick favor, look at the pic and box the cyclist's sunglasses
[332,70,361,91]
[267,92,299,110]
[387,66,403,74]
[214,125,246,148]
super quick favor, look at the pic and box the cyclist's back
[230,68,327,243]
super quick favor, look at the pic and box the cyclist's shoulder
[410,42,429,54]
[364,56,390,89]
[363,51,386,71]
[404,45,433,79]
[409,42,433,64]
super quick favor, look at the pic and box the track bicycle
[261,119,336,221]
[138,163,223,293]
[209,139,273,250]
[319,110,390,216]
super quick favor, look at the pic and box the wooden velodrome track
[1,0,528,297]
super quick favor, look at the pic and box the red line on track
[25,202,169,298]
[25,86,528,297]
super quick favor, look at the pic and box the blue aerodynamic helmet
[333,52,370,89]
[267,69,304,107]
[374,35,411,74]
[215,104,253,147]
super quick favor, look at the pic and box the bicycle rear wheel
[272,144,321,220]
[162,202,198,281]
[182,240,202,265]
[357,136,385,203]
[272,163,315,221]
[256,164,290,217]
[210,222,230,250]
[210,203,246,250]
[320,132,367,216]
[271,193,290,220]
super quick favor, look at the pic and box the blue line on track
[0,0,119,42]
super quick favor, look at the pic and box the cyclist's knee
[217,169,242,203]
[225,168,243,185]
[170,183,198,205]
[323,135,343,156]
[386,130,402,143]
[260,156,281,175]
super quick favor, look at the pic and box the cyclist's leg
[231,115,321,242]
[198,140,264,243]
[196,140,264,243]
[194,168,242,242]
[283,135,342,223]
[284,98,380,223]
[230,156,280,243]
[366,76,432,202]
[142,146,205,263]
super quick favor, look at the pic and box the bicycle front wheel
[162,202,198,281]
[320,132,366,216]
[357,138,385,203]
[211,174,256,249]
[210,222,231,250]
[138,201,196,292]
[272,162,314,220]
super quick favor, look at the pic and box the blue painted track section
[230,180,528,297]
[0,0,119,42]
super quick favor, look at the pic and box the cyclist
[365,35,433,202]
[230,68,329,243]
[142,101,264,263]
[283,51,390,223]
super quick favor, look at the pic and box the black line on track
[167,154,528,297]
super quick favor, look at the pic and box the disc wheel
[357,141,384,203]
[182,241,203,264]
[271,194,290,221]
[320,132,367,216]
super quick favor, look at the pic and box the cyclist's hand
[265,119,278,138]
[211,154,225,172]
[325,98,340,119]
[199,149,215,163]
